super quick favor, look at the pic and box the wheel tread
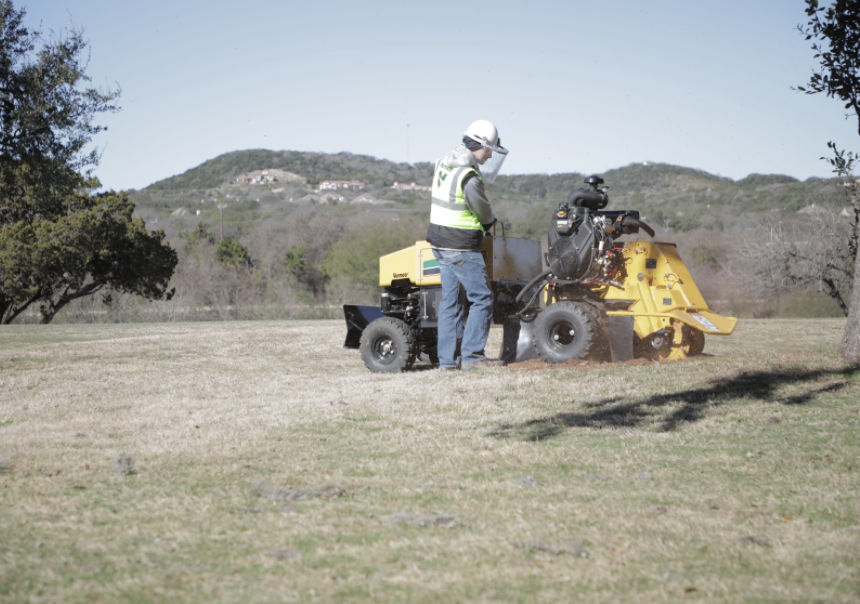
[359,317,416,373]
[532,301,598,364]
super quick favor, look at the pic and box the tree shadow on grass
[489,366,859,442]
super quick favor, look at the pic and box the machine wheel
[359,317,416,373]
[532,301,597,364]
[582,303,612,362]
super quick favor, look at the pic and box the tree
[323,219,424,290]
[285,245,328,298]
[732,211,854,316]
[181,222,217,249]
[0,1,176,324]
[215,236,252,269]
[0,1,118,197]
[797,0,860,363]
[0,189,177,323]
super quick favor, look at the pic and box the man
[426,120,509,371]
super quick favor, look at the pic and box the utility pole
[217,203,227,240]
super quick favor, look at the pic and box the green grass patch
[0,319,857,603]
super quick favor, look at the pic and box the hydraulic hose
[514,269,552,304]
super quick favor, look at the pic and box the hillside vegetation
[35,149,848,324]
[130,149,846,239]
[145,150,434,192]
[134,149,840,211]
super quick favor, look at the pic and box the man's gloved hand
[483,218,498,234]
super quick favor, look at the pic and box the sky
[20,0,859,191]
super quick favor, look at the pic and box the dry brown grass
[1,318,858,603]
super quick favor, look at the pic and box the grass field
[1,318,858,603]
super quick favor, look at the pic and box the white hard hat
[463,120,509,184]
[464,120,500,147]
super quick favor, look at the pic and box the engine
[546,175,654,287]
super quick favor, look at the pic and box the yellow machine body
[602,240,737,360]
[377,236,735,362]
[379,237,542,287]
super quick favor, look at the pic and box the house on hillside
[391,182,430,192]
[320,180,365,191]
[233,169,306,186]
[234,170,279,185]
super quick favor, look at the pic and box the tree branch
[3,289,43,324]
[39,280,106,324]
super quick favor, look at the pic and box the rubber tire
[532,301,597,364]
[359,317,416,373]
[582,303,611,362]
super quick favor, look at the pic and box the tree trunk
[38,281,105,325]
[841,251,860,364]
[2,291,42,325]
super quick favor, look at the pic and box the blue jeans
[433,249,494,368]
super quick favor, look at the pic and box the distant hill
[144,149,434,191]
[491,163,829,211]
[129,149,848,237]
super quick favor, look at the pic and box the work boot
[461,359,505,371]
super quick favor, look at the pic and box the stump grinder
[343,175,736,372]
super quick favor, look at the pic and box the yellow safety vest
[429,158,484,231]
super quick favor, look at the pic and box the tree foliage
[215,236,252,269]
[796,0,860,362]
[0,1,176,324]
[821,142,860,261]
[285,244,328,298]
[796,0,860,136]
[323,220,424,290]
[0,1,119,188]
[181,222,217,249]
[0,187,177,323]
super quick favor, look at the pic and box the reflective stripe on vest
[429,158,484,231]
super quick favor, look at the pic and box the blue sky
[21,0,858,191]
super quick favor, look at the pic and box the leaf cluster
[180,222,217,250]
[215,236,252,269]
[322,218,425,289]
[0,1,119,181]
[0,185,176,323]
[796,0,860,135]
